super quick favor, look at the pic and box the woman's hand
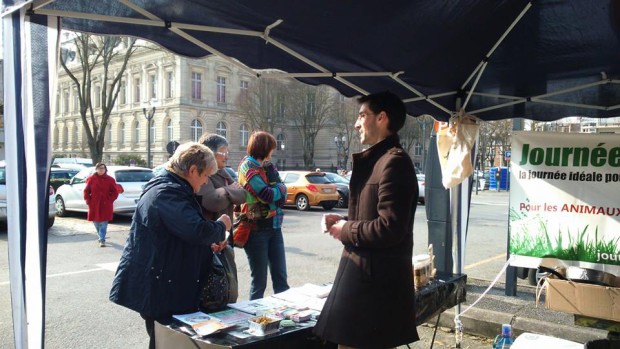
[210,240,228,253]
[217,214,232,231]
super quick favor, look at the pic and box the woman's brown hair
[246,131,276,160]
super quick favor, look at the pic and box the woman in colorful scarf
[237,131,289,300]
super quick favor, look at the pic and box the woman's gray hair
[198,133,229,152]
[167,142,217,176]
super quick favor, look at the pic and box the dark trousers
[141,314,155,349]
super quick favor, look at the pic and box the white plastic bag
[436,111,480,189]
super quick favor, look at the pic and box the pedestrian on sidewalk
[83,162,119,247]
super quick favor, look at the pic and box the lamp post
[142,98,157,168]
[334,135,346,171]
[280,142,286,170]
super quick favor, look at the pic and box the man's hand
[217,214,232,231]
[328,219,346,241]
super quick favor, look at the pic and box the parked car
[417,174,425,205]
[49,167,80,191]
[0,160,56,228]
[52,157,93,169]
[279,171,339,211]
[323,172,350,208]
[54,165,154,217]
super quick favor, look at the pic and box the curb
[432,306,607,344]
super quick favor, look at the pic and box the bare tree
[287,82,337,168]
[333,96,360,170]
[59,33,136,164]
[236,78,289,133]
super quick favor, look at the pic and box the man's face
[214,146,229,170]
[355,103,381,145]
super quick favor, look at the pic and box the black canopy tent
[2,0,620,347]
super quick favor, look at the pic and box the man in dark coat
[314,91,419,349]
[109,142,232,349]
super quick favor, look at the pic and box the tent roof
[7,0,620,121]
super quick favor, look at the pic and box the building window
[277,94,285,121]
[216,76,226,103]
[240,80,249,102]
[191,119,203,142]
[63,90,69,113]
[120,80,126,105]
[191,72,202,100]
[107,123,112,144]
[72,125,79,145]
[150,119,155,144]
[306,93,315,116]
[120,122,125,145]
[62,126,68,146]
[276,133,285,151]
[54,127,59,145]
[166,119,173,143]
[73,88,79,111]
[414,143,423,156]
[239,124,249,147]
[166,71,174,99]
[94,85,101,108]
[216,121,227,138]
[134,77,141,103]
[149,74,157,100]
[135,121,140,144]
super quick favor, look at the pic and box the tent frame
[28,1,619,119]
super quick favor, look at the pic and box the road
[0,190,510,348]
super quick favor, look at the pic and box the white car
[54,165,154,217]
[417,174,425,205]
[0,160,56,228]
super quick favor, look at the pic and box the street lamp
[334,135,346,171]
[142,98,158,168]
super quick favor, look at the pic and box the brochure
[208,308,255,325]
[295,283,333,298]
[228,297,288,315]
[172,311,233,337]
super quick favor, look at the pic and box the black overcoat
[314,135,419,348]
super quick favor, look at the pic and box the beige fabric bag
[436,111,480,189]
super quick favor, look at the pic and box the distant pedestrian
[83,163,119,247]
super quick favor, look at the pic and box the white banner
[509,132,620,276]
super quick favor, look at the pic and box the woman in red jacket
[84,163,119,247]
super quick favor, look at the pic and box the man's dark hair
[357,91,407,133]
[198,133,228,152]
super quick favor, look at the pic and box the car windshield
[306,174,332,184]
[326,173,349,184]
[114,170,154,182]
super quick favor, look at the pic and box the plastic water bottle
[492,324,514,348]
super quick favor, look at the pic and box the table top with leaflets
[154,273,467,349]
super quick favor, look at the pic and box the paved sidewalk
[431,277,608,345]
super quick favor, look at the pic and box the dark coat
[109,170,226,320]
[314,134,419,348]
[83,173,119,222]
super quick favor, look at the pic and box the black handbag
[199,246,238,311]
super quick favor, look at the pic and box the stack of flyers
[227,297,288,315]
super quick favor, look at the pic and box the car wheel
[336,191,347,208]
[322,203,336,210]
[295,194,310,211]
[47,217,55,228]
[55,196,68,217]
[418,198,425,205]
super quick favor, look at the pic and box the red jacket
[84,173,119,221]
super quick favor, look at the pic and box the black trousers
[141,314,155,349]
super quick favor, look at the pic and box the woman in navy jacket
[109,142,232,348]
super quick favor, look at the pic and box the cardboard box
[545,279,620,322]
